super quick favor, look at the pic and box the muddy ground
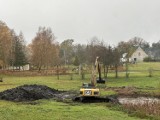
[0,84,159,103]
[0,84,117,103]
[106,86,160,98]
[0,84,77,102]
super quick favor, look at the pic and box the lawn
[0,62,159,120]
[0,100,145,120]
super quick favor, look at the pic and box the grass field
[0,62,160,120]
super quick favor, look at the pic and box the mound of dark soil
[0,84,64,101]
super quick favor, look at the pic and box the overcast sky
[0,0,160,45]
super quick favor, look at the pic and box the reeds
[122,100,160,119]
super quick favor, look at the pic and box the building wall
[130,47,148,62]
[8,64,30,71]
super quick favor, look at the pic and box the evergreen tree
[13,32,27,68]
[73,56,79,66]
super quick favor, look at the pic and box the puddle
[118,97,160,105]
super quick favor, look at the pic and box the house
[120,53,132,63]
[8,64,30,71]
[130,46,148,62]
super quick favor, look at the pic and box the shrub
[143,57,153,62]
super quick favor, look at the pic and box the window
[138,52,141,56]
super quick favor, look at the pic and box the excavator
[74,57,107,102]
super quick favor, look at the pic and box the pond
[118,97,160,105]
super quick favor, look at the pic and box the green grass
[0,62,160,120]
[107,77,160,88]
[0,100,145,120]
[129,62,160,71]
[0,75,158,120]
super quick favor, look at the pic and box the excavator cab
[82,83,95,88]
[79,83,100,97]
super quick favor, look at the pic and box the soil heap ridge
[0,84,63,101]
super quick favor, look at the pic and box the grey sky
[0,0,160,45]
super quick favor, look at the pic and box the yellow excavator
[74,57,106,102]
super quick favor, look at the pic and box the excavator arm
[91,56,105,86]
[75,57,106,102]
[96,57,105,84]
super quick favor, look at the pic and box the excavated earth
[0,84,77,102]
[0,84,118,103]
[2,84,156,103]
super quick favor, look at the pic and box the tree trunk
[115,64,118,78]
[38,66,41,72]
[105,66,109,78]
[104,65,106,78]
[57,65,59,80]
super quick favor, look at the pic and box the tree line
[0,21,27,69]
[0,20,160,72]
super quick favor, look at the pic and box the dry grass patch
[122,100,160,119]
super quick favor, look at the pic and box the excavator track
[73,96,110,103]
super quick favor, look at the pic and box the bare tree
[73,44,87,64]
[151,40,160,60]
[60,39,74,65]
[104,46,113,78]
[86,37,107,64]
[31,27,59,71]
[112,47,120,78]
[0,21,12,69]
[129,37,150,49]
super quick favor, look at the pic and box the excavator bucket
[96,78,105,84]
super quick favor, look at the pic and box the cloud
[0,0,160,45]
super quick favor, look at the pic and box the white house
[120,53,132,63]
[8,64,30,71]
[130,46,148,62]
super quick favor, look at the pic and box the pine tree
[13,32,27,69]
[73,56,79,66]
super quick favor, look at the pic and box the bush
[143,57,153,62]
[143,57,160,62]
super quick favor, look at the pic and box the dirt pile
[0,84,65,102]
